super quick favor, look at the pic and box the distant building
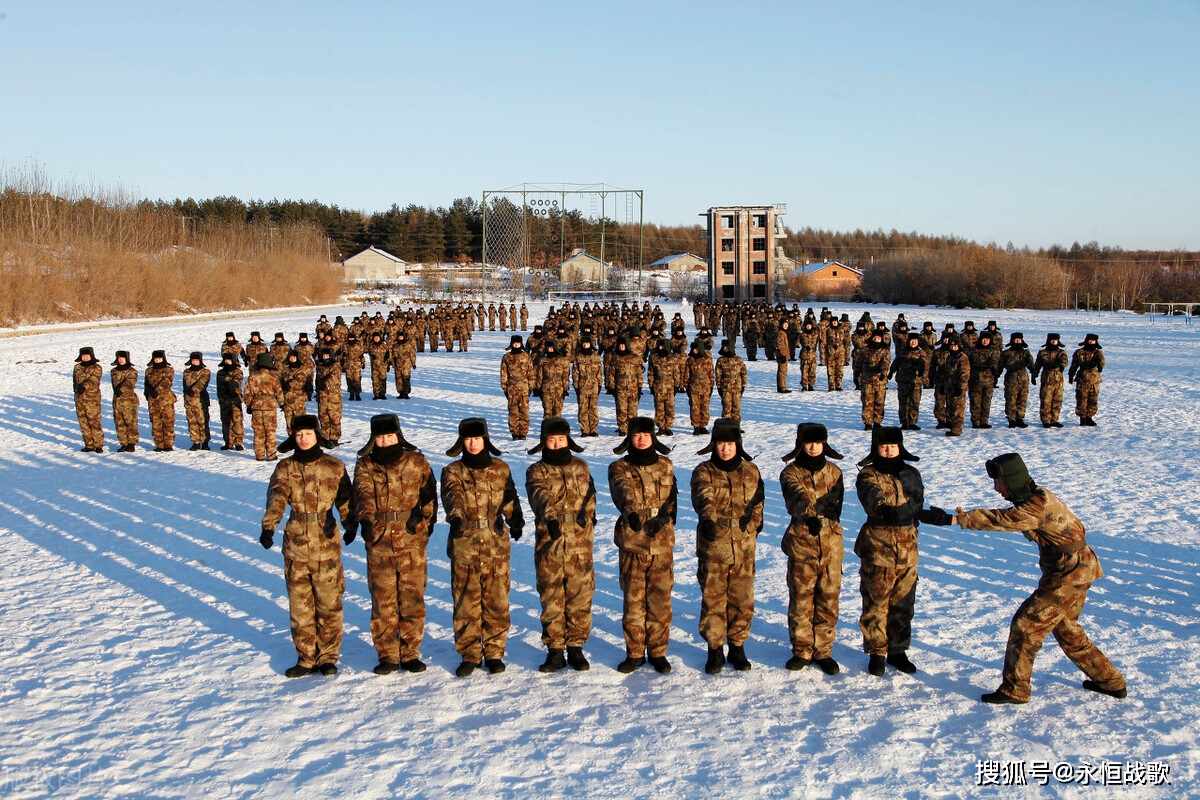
[343,247,408,281]
[703,205,788,302]
[791,261,863,301]
[559,249,611,286]
[648,252,708,273]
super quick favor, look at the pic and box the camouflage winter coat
[691,458,764,565]
[526,456,597,557]
[854,462,924,569]
[263,452,355,562]
[353,450,438,555]
[441,457,523,561]
[608,453,677,556]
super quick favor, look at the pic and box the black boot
[539,649,566,673]
[373,661,399,675]
[1016,418,1028,428]
[887,652,917,674]
[1083,679,1126,698]
[648,655,672,674]
[1007,418,1017,428]
[868,655,886,676]
[726,644,751,672]
[617,652,646,674]
[455,660,480,677]
[285,663,314,678]
[485,658,506,674]
[401,658,427,673]
[566,647,590,671]
[785,655,811,671]
[815,657,841,675]
[981,689,1027,704]
[705,647,725,675]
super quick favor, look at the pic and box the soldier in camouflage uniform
[294,332,316,399]
[259,414,356,677]
[714,340,747,421]
[944,453,1127,704]
[215,352,244,451]
[941,336,971,437]
[110,350,140,452]
[930,333,953,429]
[73,346,104,453]
[537,340,571,422]
[797,319,820,391]
[775,320,792,393]
[692,419,764,674]
[342,332,365,401]
[968,332,1001,429]
[500,335,536,440]
[1069,333,1105,426]
[520,303,529,331]
[780,424,845,674]
[354,414,437,675]
[685,340,714,435]
[611,336,644,436]
[182,352,212,450]
[314,349,343,445]
[1031,333,1068,428]
[441,418,524,676]
[487,303,497,331]
[279,350,309,435]
[648,340,679,436]
[889,333,926,431]
[609,417,677,674]
[144,350,177,452]
[269,333,291,371]
[855,426,935,676]
[391,330,416,400]
[1000,332,1033,428]
[244,352,284,461]
[367,331,390,401]
[243,331,267,368]
[571,337,602,437]
[525,418,597,672]
[857,331,891,429]
[824,317,846,390]
[220,332,243,366]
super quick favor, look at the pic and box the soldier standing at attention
[968,331,1001,429]
[648,340,679,437]
[110,350,140,452]
[525,418,597,673]
[691,419,764,675]
[1069,333,1105,427]
[144,350,177,452]
[353,414,437,675]
[775,319,792,393]
[342,332,365,402]
[608,417,677,674]
[611,336,644,436]
[500,334,536,440]
[685,340,714,435]
[1032,333,1068,428]
[889,333,926,431]
[714,339,747,421]
[269,333,291,371]
[367,331,390,401]
[259,414,356,678]
[182,351,212,451]
[857,329,891,430]
[941,336,971,437]
[314,348,344,446]
[73,346,104,453]
[1000,332,1034,429]
[571,337,602,437]
[279,350,309,435]
[215,352,244,451]
[244,353,284,461]
[779,423,845,674]
[243,331,267,368]
[537,340,571,423]
[441,418,524,677]
[938,453,1127,704]
[220,331,243,365]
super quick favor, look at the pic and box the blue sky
[2,0,1197,250]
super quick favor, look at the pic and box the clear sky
[2,0,1197,250]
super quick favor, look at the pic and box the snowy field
[0,302,1196,799]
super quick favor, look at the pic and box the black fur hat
[858,425,918,467]
[446,417,502,457]
[697,418,752,460]
[1007,332,1025,345]
[188,351,205,366]
[781,422,843,461]
[75,346,96,363]
[357,413,418,456]
[1045,333,1061,346]
[613,416,670,455]
[111,350,131,366]
[528,417,584,455]
[147,349,169,366]
[279,413,336,452]
[1079,333,1101,347]
[506,334,524,352]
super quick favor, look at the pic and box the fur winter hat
[111,350,131,366]
[75,346,96,363]
[446,417,502,457]
[224,331,237,341]
[718,339,735,357]
[273,332,286,342]
[147,350,169,366]
[1007,332,1025,346]
[1079,333,1101,347]
[279,413,336,452]
[357,413,418,456]
[1044,333,1061,346]
[613,416,670,455]
[697,418,752,460]
[781,423,843,461]
[986,452,1036,504]
[858,425,918,467]
[188,351,205,366]
[528,417,584,455]
[506,334,524,352]
[249,331,262,341]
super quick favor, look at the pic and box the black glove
[246,402,253,413]
[259,529,274,549]
[626,512,643,532]
[699,518,716,542]
[917,507,953,526]
[805,515,822,537]
[1029,375,1036,386]
[575,509,590,528]
[74,383,85,396]
[738,510,756,532]
[1068,374,1075,384]
[509,523,523,542]
[449,518,463,539]
[343,522,357,545]
[359,519,374,545]
[546,519,562,540]
[644,515,663,537]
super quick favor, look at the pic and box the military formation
[67,299,1125,703]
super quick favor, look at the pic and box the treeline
[0,167,341,326]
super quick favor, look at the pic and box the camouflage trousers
[75,396,104,450]
[1004,377,1029,422]
[366,549,428,664]
[800,354,817,389]
[688,387,712,428]
[652,387,675,433]
[282,394,307,434]
[859,558,918,655]
[218,401,243,447]
[458,334,469,352]
[113,398,139,447]
[826,361,845,390]
[505,389,530,437]
[896,382,922,427]
[450,552,511,662]
[786,546,844,660]
[1039,376,1064,424]
[317,393,342,443]
[284,556,345,668]
[945,391,966,434]
[969,380,995,427]
[697,553,755,649]
[576,388,599,436]
[535,549,595,649]
[393,365,411,398]
[618,549,674,658]
[997,580,1126,702]
[370,362,388,398]
[428,333,440,351]
[614,388,640,434]
[344,367,363,395]
[776,359,789,391]
[860,380,886,426]
[1075,376,1100,419]
[719,388,742,421]
[251,407,279,460]
[184,396,210,444]
[148,399,176,450]
[541,383,567,420]
[933,387,947,424]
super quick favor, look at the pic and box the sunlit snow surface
[0,303,1195,798]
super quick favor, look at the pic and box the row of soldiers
[260,411,1127,705]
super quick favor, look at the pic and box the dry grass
[0,162,342,326]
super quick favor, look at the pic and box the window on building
[752,214,766,228]
[752,237,766,252]
[721,214,735,229]
[752,284,766,298]
[752,261,766,275]
[721,285,735,299]
[721,238,734,252]
[722,262,734,276]
[832,270,838,276]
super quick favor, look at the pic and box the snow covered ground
[0,302,1196,799]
